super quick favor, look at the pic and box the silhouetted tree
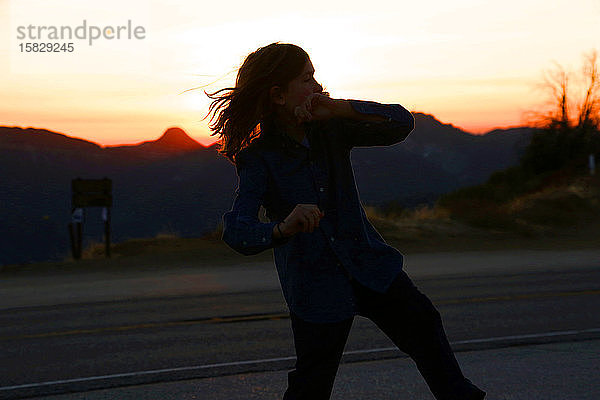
[521,50,600,174]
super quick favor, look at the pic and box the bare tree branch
[577,49,600,130]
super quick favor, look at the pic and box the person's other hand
[280,204,325,235]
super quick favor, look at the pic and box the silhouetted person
[208,42,486,400]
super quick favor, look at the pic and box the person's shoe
[461,382,486,400]
[451,378,486,400]
[464,389,486,400]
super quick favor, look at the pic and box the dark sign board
[72,178,112,208]
[69,178,112,259]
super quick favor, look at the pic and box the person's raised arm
[295,94,415,149]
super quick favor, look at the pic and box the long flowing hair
[206,43,310,164]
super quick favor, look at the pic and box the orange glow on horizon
[3,103,531,150]
[1,0,598,146]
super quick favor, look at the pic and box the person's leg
[352,272,486,400]
[283,312,353,400]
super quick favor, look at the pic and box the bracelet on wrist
[276,223,285,238]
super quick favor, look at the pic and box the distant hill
[104,127,206,159]
[351,113,533,207]
[0,116,535,265]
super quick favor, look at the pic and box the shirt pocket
[289,230,332,269]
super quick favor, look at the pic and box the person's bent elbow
[393,111,415,143]
[406,113,416,136]
[221,218,275,256]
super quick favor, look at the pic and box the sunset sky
[1,0,599,147]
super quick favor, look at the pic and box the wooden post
[104,207,111,258]
[69,208,84,260]
[76,221,82,259]
[68,222,78,260]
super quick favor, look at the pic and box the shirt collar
[260,117,314,151]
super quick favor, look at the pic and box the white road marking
[2,327,599,392]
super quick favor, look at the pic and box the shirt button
[242,241,247,245]
[262,237,266,242]
[330,236,335,242]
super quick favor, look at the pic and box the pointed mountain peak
[155,127,203,150]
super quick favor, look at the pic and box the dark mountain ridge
[0,126,103,153]
[0,115,535,265]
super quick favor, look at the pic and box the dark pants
[282,271,486,400]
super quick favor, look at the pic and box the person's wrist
[276,222,288,238]
[333,99,353,118]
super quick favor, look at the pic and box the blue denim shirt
[222,100,415,322]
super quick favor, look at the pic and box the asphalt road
[31,340,600,400]
[1,250,599,399]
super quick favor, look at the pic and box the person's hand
[279,204,325,236]
[294,94,348,124]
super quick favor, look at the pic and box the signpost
[69,178,112,260]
